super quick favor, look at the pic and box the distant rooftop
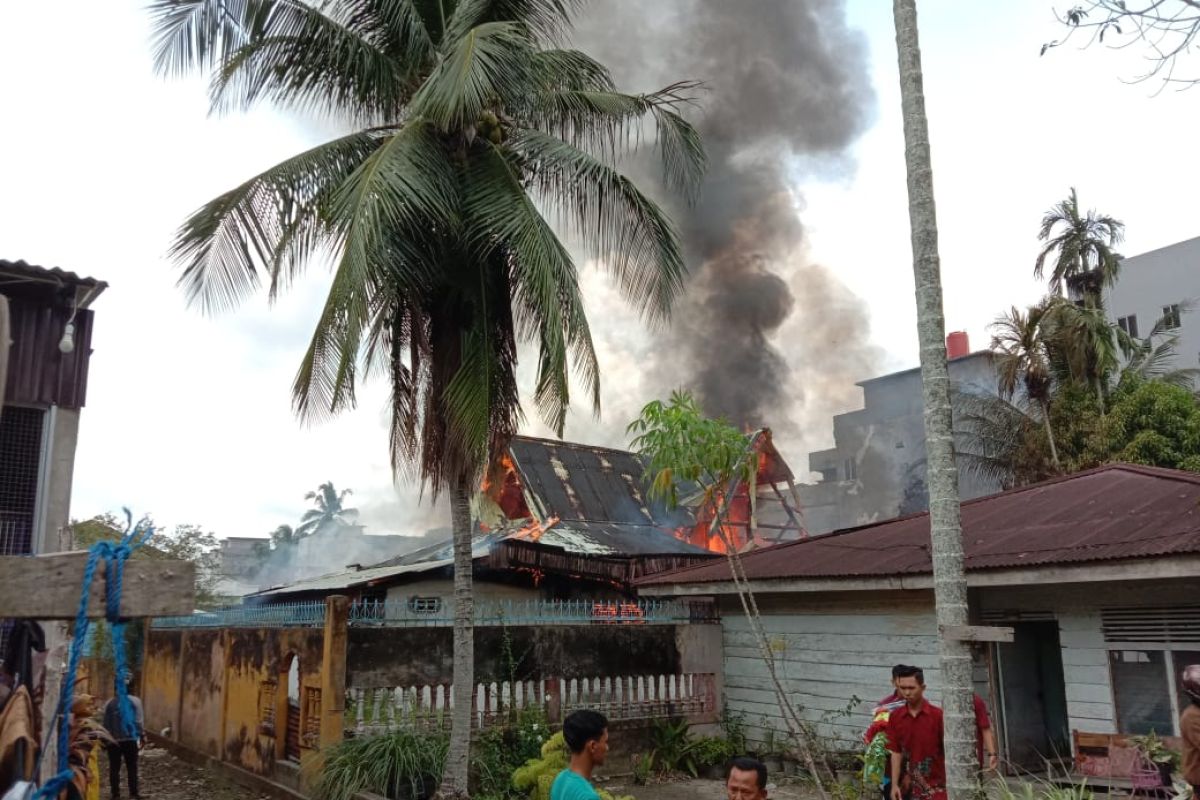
[0,259,107,307]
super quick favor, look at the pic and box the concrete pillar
[319,595,349,749]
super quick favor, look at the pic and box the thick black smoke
[574,0,878,433]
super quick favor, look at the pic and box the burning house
[250,434,805,606]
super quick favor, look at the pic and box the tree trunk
[439,475,474,798]
[892,3,975,799]
[1039,398,1062,471]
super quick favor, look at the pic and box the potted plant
[1130,731,1181,786]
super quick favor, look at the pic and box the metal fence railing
[347,597,718,627]
[151,601,327,629]
[151,598,718,630]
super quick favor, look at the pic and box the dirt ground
[121,745,272,800]
[129,746,819,800]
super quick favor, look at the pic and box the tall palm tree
[1046,300,1122,414]
[149,1,704,792]
[297,482,358,537]
[991,301,1062,469]
[1034,187,1125,305]
[892,2,975,797]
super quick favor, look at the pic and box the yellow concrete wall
[142,621,334,781]
[143,629,183,740]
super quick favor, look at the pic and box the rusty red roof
[638,463,1200,586]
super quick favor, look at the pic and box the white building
[641,463,1200,774]
[800,334,1003,536]
[1105,235,1200,378]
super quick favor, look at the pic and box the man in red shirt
[887,666,945,800]
[973,694,998,772]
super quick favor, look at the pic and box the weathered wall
[383,578,541,606]
[346,624,711,688]
[178,630,225,756]
[142,606,341,786]
[143,629,183,740]
[720,591,939,748]
[222,626,325,773]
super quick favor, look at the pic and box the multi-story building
[799,333,1003,535]
[1104,235,1200,379]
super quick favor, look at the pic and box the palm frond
[444,0,582,45]
[512,130,688,323]
[148,0,264,79]
[409,21,535,131]
[171,130,386,314]
[209,1,421,121]
[525,83,707,199]
[529,49,615,92]
[461,143,600,433]
[952,388,1042,489]
[292,120,458,421]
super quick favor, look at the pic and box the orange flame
[511,515,559,543]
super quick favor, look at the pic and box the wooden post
[319,595,349,750]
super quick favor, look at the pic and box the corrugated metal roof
[0,260,107,297]
[507,436,707,556]
[639,464,1200,586]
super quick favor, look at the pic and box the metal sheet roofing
[507,436,706,556]
[638,464,1200,586]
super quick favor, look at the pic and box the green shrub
[311,727,448,800]
[474,706,550,800]
[512,732,633,800]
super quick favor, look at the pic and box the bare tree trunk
[892,3,975,800]
[439,475,474,798]
[1039,398,1062,470]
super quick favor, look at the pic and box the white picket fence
[345,672,717,734]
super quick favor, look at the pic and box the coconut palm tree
[892,2,975,797]
[1034,187,1125,305]
[269,523,300,548]
[149,1,704,792]
[990,301,1062,470]
[296,482,358,536]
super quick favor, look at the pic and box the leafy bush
[512,732,634,800]
[474,706,551,800]
[646,718,737,777]
[311,727,448,800]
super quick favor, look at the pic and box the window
[1117,315,1140,339]
[257,679,277,736]
[407,596,443,614]
[1110,650,1174,734]
[1163,304,1183,330]
[843,458,858,482]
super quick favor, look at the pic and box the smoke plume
[572,0,881,441]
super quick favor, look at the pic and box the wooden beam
[941,624,1014,643]
[0,552,195,619]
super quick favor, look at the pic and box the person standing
[1180,665,1200,797]
[973,693,998,773]
[887,666,945,800]
[102,677,144,800]
[865,665,911,800]
[550,710,609,800]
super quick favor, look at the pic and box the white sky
[1,1,1197,540]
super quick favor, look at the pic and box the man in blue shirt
[550,710,609,800]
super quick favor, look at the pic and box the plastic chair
[1130,754,1166,799]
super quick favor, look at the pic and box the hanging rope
[35,511,153,800]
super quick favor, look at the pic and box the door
[996,621,1071,769]
[284,654,301,762]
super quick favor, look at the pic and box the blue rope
[35,511,153,799]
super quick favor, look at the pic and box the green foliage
[474,706,550,800]
[71,514,222,609]
[631,752,653,786]
[311,727,449,800]
[627,390,753,509]
[721,708,748,755]
[1084,379,1200,470]
[151,0,706,493]
[298,482,358,537]
[1129,731,1181,770]
[995,776,1095,800]
[511,732,633,800]
[644,717,738,778]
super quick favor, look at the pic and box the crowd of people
[547,662,1200,800]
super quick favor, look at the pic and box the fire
[481,453,532,519]
[510,515,559,543]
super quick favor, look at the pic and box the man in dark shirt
[887,666,945,800]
